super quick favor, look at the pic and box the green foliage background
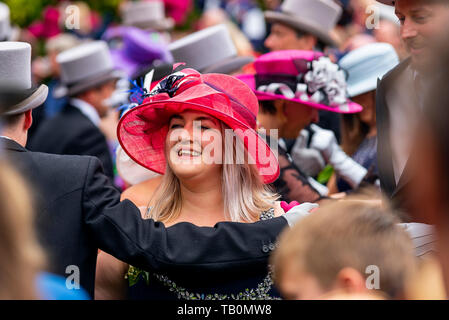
[3,0,122,27]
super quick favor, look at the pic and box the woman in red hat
[95,67,294,300]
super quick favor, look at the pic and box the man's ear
[298,34,318,51]
[23,110,33,131]
[334,267,368,294]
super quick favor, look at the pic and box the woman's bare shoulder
[120,176,163,206]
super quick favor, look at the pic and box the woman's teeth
[178,150,201,157]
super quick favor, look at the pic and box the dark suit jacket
[376,58,416,219]
[28,104,114,180]
[2,138,287,297]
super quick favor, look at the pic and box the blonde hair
[147,123,278,223]
[0,160,46,299]
[271,195,417,298]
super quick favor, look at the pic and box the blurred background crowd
[1,0,449,301]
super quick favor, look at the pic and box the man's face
[395,0,449,71]
[93,80,116,117]
[257,100,319,139]
[280,101,319,139]
[264,23,316,51]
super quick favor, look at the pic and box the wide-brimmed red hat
[117,68,280,184]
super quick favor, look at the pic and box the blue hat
[339,42,399,98]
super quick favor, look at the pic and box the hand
[309,124,367,189]
[309,124,338,162]
[290,129,326,177]
[282,202,319,227]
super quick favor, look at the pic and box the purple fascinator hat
[109,27,173,79]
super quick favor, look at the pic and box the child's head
[272,200,416,299]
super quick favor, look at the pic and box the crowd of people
[0,0,448,300]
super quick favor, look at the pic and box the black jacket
[2,138,287,297]
[376,58,415,218]
[28,105,114,180]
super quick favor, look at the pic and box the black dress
[125,208,281,300]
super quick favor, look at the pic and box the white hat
[169,24,253,74]
[264,0,342,47]
[339,42,399,98]
[55,41,122,98]
[0,42,48,116]
[377,3,399,24]
[122,0,174,31]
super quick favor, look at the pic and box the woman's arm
[95,251,128,300]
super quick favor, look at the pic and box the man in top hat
[0,41,315,297]
[28,41,120,180]
[264,0,342,52]
[263,0,344,176]
[375,0,449,216]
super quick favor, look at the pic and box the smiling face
[395,0,449,72]
[165,110,223,181]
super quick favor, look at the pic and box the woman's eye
[201,126,210,131]
[170,124,182,129]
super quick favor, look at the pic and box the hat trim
[2,84,49,116]
[238,74,362,114]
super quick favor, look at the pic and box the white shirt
[70,98,100,127]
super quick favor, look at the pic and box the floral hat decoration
[237,50,363,114]
[117,65,280,184]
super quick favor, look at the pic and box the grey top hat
[55,41,122,98]
[265,0,342,47]
[0,2,12,41]
[122,1,174,31]
[0,42,48,116]
[168,24,253,74]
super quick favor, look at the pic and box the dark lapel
[1,137,27,153]
[376,58,413,198]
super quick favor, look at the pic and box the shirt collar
[70,98,101,127]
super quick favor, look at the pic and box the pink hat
[237,50,362,114]
[117,68,280,184]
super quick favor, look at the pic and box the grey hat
[264,0,342,47]
[168,24,253,74]
[0,42,48,116]
[55,41,122,98]
[122,1,174,31]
